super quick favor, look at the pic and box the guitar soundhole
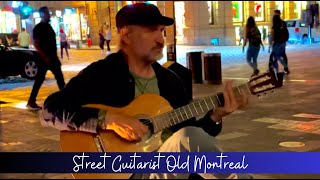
[139,119,154,135]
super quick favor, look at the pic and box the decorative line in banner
[0,152,320,174]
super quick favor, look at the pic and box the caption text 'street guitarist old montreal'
[72,152,249,173]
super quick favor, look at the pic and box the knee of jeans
[173,126,222,152]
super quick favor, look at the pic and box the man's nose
[156,32,165,45]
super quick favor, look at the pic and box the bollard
[202,53,222,84]
[186,51,204,84]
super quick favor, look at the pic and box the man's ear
[119,27,130,44]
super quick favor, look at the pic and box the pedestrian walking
[243,16,264,77]
[27,6,66,110]
[269,10,290,74]
[59,28,69,60]
[105,24,112,55]
[98,28,105,54]
[269,14,289,74]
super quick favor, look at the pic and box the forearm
[40,108,99,133]
[33,41,50,63]
[40,91,100,133]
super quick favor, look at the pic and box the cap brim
[161,16,174,26]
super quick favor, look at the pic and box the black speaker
[163,61,193,101]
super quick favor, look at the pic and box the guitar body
[60,94,173,179]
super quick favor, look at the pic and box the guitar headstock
[247,71,284,96]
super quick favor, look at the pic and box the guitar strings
[139,84,249,132]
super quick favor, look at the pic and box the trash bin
[186,51,204,84]
[202,53,222,84]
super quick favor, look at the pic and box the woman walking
[243,16,264,76]
[59,29,69,60]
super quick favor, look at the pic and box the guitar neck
[150,83,250,133]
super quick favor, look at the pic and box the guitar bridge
[94,135,106,152]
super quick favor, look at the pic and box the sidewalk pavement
[1,45,320,179]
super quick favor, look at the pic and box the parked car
[0,44,42,80]
[284,19,320,44]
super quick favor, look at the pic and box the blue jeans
[271,42,287,73]
[246,45,260,72]
[131,127,252,179]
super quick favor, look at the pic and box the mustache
[152,43,164,50]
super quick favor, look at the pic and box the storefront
[294,1,308,19]
[62,8,88,42]
[232,1,244,45]
[0,10,18,33]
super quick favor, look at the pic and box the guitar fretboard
[149,83,250,133]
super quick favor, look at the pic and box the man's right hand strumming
[105,111,149,141]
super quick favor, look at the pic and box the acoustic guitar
[60,71,284,179]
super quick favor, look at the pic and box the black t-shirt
[33,21,57,58]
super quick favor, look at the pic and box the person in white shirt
[18,28,31,48]
[105,24,112,54]
[59,28,69,60]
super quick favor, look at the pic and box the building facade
[0,1,319,47]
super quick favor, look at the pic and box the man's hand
[210,81,249,122]
[43,56,52,65]
[105,111,149,141]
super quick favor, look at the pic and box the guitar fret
[198,101,204,113]
[167,114,173,127]
[183,107,189,119]
[193,103,198,114]
[150,118,158,132]
[204,99,209,111]
[209,97,216,110]
[216,94,221,106]
[160,115,168,129]
[178,108,184,121]
[174,110,180,123]
[188,105,194,117]
[170,112,177,124]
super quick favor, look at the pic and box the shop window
[254,1,264,22]
[0,11,17,33]
[232,1,243,23]
[294,1,308,19]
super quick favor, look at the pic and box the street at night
[1,44,320,178]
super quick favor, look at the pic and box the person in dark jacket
[40,3,250,179]
[27,6,65,110]
[269,10,290,74]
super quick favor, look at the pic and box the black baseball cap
[116,3,174,29]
